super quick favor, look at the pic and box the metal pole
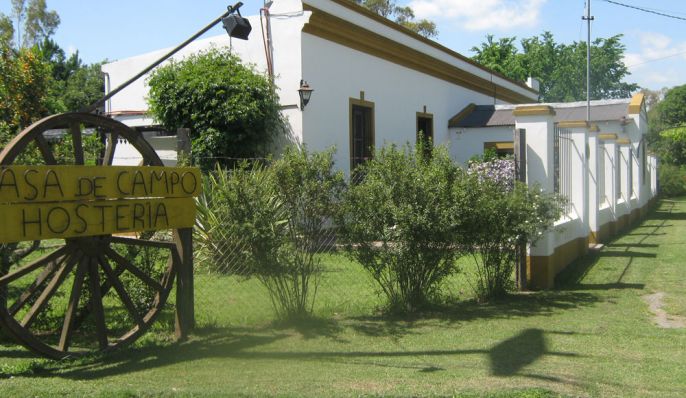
[583,0,594,122]
[82,2,244,114]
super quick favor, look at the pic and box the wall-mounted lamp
[298,80,314,110]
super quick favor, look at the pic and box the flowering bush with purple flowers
[464,154,562,300]
[468,158,516,192]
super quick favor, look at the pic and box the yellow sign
[0,165,201,244]
[0,165,201,203]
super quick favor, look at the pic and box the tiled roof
[450,99,632,128]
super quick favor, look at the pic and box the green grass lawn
[1,199,686,397]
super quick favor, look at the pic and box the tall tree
[646,85,686,165]
[471,32,638,102]
[354,0,437,38]
[9,0,59,49]
[0,14,14,47]
[470,35,527,81]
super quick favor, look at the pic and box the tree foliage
[471,32,638,102]
[4,0,59,49]
[147,49,283,170]
[648,85,686,165]
[195,147,344,321]
[354,0,437,38]
[0,43,51,146]
[38,39,104,113]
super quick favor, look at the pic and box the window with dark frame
[416,114,433,157]
[350,103,374,172]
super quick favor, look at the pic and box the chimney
[526,77,540,92]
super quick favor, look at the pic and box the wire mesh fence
[191,223,382,329]
[190,158,383,329]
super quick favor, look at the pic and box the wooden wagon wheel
[0,112,181,359]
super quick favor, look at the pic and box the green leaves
[354,0,438,38]
[471,32,638,102]
[147,49,283,171]
[338,144,564,308]
[651,85,686,165]
[195,147,344,320]
[338,144,468,312]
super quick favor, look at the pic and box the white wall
[111,133,177,166]
[301,33,507,173]
[450,126,514,166]
[303,0,538,102]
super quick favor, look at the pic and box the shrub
[338,143,470,313]
[195,147,344,320]
[658,164,686,197]
[147,48,283,171]
[462,170,563,301]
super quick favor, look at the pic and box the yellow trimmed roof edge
[557,120,589,128]
[512,105,556,117]
[448,103,477,128]
[598,133,618,140]
[628,93,645,114]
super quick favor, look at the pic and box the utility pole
[583,0,594,122]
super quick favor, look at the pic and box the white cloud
[623,31,686,88]
[409,0,547,31]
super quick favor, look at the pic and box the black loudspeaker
[222,15,252,40]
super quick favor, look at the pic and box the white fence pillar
[513,105,556,289]
[557,121,589,234]
[618,139,631,205]
[600,135,618,220]
[587,124,600,243]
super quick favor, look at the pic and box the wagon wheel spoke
[58,256,88,352]
[71,256,127,332]
[98,255,145,329]
[9,253,66,316]
[0,246,69,285]
[104,247,164,292]
[21,252,80,329]
[87,257,109,350]
[34,133,57,165]
[70,122,84,165]
[102,132,119,166]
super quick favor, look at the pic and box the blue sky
[1,0,685,91]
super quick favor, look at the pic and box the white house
[102,0,658,289]
[101,0,538,170]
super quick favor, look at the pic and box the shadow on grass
[272,315,345,341]
[489,328,578,377]
[348,290,601,340]
[651,210,686,221]
[556,200,675,290]
[18,325,581,383]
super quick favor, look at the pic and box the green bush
[462,177,563,301]
[195,147,344,320]
[658,164,686,197]
[147,49,283,171]
[337,144,470,313]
